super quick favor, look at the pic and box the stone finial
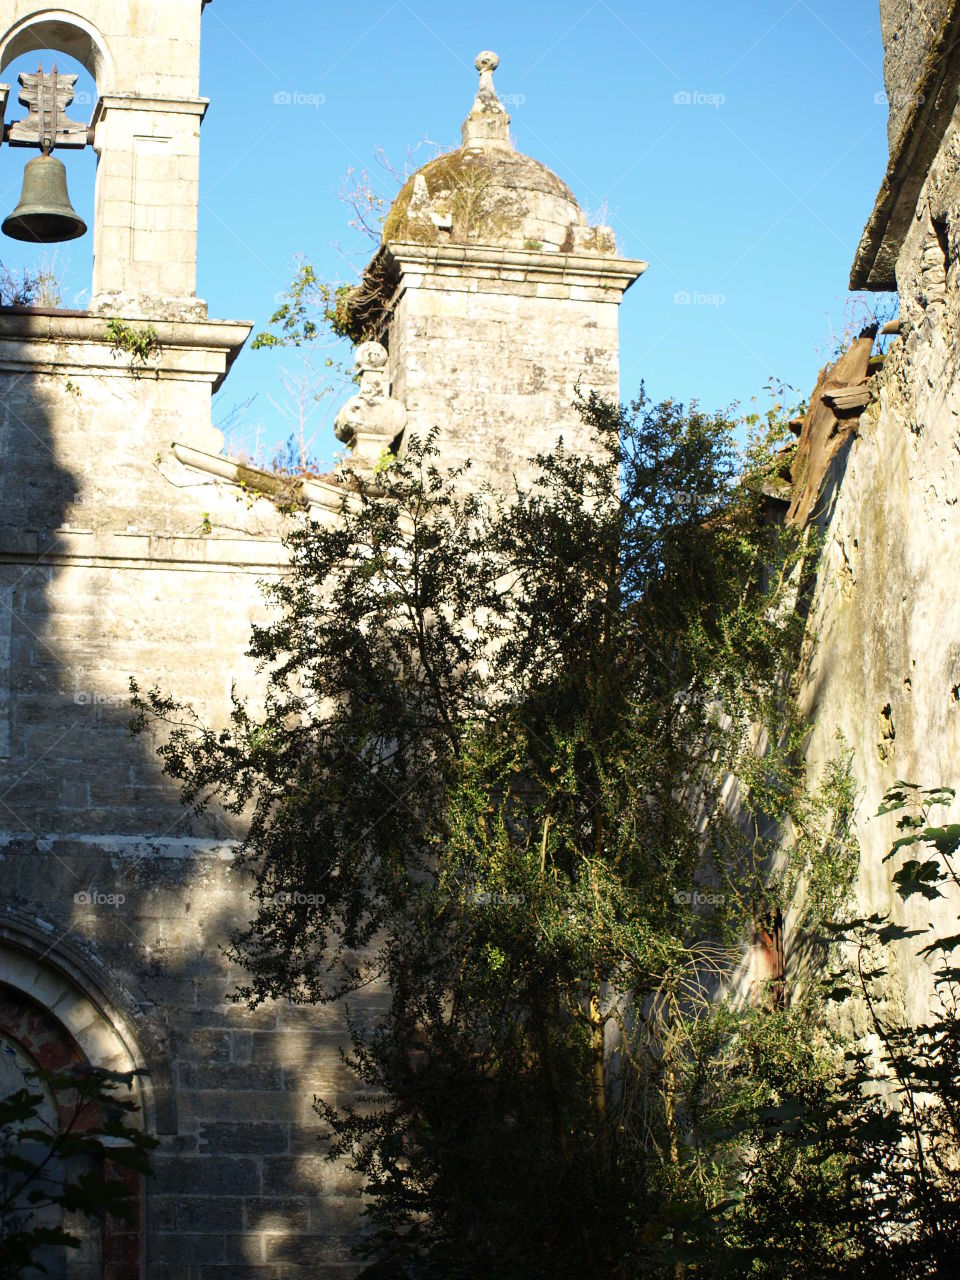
[462,50,512,153]
[405,173,454,236]
[356,341,388,377]
[408,175,432,220]
[335,342,406,471]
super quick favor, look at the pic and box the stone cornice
[851,0,960,290]
[385,240,648,293]
[172,442,356,517]
[0,527,288,572]
[0,310,251,391]
[91,95,210,125]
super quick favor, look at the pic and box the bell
[2,153,86,243]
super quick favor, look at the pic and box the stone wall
[879,0,954,146]
[387,244,629,490]
[0,315,370,1277]
[794,91,960,1025]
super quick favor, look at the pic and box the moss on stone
[234,464,307,509]
[382,147,579,247]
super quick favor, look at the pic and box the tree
[132,387,832,1277]
[820,783,960,1278]
[0,261,59,308]
[0,1065,155,1280]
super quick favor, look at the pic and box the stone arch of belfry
[0,10,115,91]
[0,0,209,317]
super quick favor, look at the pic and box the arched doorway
[0,933,151,1280]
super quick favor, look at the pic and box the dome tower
[338,52,647,489]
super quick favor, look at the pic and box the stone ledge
[92,95,210,124]
[0,527,287,571]
[0,310,252,390]
[172,443,351,514]
[851,0,960,290]
[386,239,648,294]
[0,832,238,859]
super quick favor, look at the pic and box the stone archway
[0,932,152,1280]
[0,985,103,1279]
[0,10,115,93]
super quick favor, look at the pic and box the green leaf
[919,932,960,957]
[924,824,960,855]
[892,859,944,901]
[884,832,924,859]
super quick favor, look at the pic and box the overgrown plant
[0,261,62,308]
[252,258,359,351]
[822,783,960,1276]
[130,383,836,1277]
[105,318,160,374]
[688,782,960,1279]
[0,1065,155,1280]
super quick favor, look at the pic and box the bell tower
[0,0,211,318]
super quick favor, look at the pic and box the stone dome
[381,52,616,256]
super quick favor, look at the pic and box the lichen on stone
[382,147,582,249]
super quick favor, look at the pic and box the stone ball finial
[464,51,511,152]
[356,341,388,371]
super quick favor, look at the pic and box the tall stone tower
[337,52,647,489]
[0,24,646,1278]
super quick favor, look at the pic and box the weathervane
[1,63,89,243]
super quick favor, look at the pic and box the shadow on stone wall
[0,367,371,1277]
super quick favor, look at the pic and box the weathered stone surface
[880,0,954,148]
[334,341,406,472]
[797,85,960,1026]
[0,23,644,1280]
[380,242,644,491]
[340,53,646,493]
[382,54,589,253]
[852,1,960,288]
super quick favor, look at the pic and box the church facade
[4,0,959,1274]
[0,4,644,1275]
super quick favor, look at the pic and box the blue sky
[0,0,892,468]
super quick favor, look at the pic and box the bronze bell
[2,153,87,243]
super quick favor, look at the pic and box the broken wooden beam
[822,383,873,414]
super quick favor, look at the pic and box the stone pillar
[90,94,208,317]
[384,241,644,490]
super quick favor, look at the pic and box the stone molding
[0,310,251,390]
[172,442,357,518]
[92,94,210,125]
[385,239,648,297]
[0,527,288,572]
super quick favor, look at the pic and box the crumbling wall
[794,93,960,1024]
[879,0,954,146]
